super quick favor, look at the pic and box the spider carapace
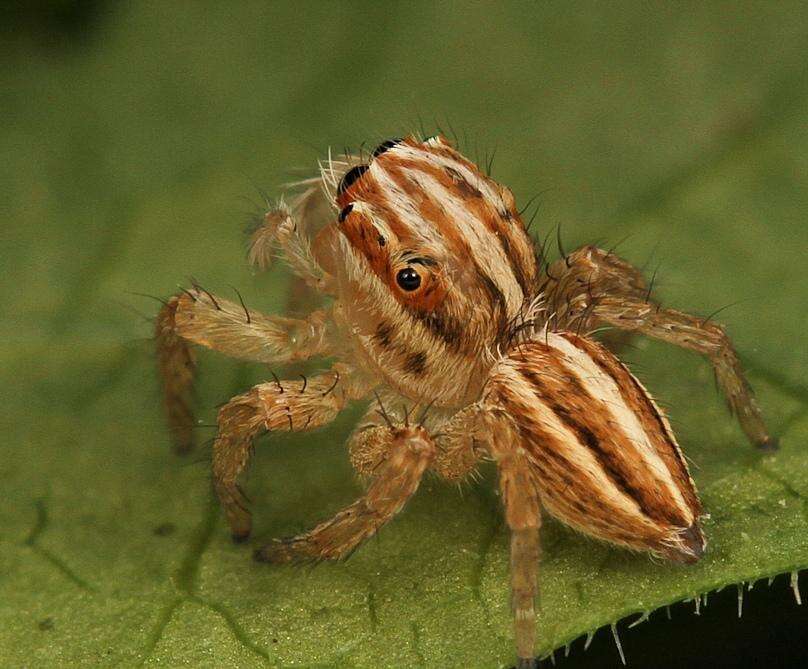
[156,135,774,668]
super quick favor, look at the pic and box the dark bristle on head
[372,138,402,157]
[337,165,369,195]
[338,204,353,223]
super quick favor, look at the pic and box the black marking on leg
[254,538,308,564]
[757,435,779,452]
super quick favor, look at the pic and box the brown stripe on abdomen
[563,332,701,517]
[517,358,690,528]
[490,381,665,546]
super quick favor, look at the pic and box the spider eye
[372,138,402,157]
[396,267,421,291]
[338,204,353,222]
[338,165,369,195]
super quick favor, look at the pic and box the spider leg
[155,298,196,454]
[248,170,365,298]
[540,245,774,450]
[249,198,331,291]
[431,404,487,482]
[214,365,365,542]
[482,410,542,669]
[154,287,332,453]
[249,156,361,311]
[254,423,435,563]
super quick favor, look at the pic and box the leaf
[2,4,807,668]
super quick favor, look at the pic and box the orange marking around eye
[339,209,389,278]
[339,207,448,314]
[398,266,448,312]
[382,161,510,313]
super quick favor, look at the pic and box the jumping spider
[155,135,774,668]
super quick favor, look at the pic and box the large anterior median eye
[396,267,421,291]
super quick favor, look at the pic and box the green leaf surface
[2,3,807,668]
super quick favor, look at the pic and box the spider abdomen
[486,331,705,563]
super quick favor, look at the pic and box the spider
[155,135,774,668]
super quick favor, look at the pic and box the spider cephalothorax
[316,135,539,406]
[155,134,774,668]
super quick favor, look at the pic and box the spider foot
[253,538,313,564]
[514,657,538,669]
[218,490,252,543]
[756,435,779,452]
[231,530,250,544]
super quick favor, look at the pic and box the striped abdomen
[485,332,704,563]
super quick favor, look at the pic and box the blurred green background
[2,2,808,668]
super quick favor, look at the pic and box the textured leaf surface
[2,4,807,667]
